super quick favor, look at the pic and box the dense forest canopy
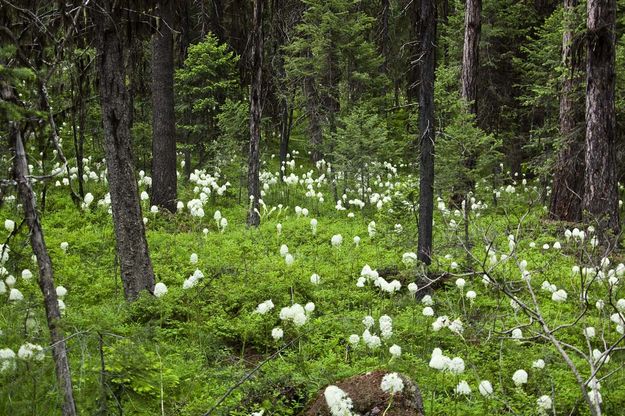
[1,0,625,415]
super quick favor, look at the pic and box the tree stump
[302,370,425,416]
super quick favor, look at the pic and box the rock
[302,370,425,416]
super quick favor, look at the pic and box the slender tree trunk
[584,0,619,237]
[379,0,390,74]
[11,124,77,416]
[550,0,584,222]
[151,0,178,212]
[305,76,323,162]
[279,98,292,172]
[461,0,481,115]
[94,2,156,300]
[417,0,437,265]
[407,0,421,103]
[247,0,263,227]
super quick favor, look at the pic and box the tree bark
[417,0,437,265]
[549,0,584,222]
[461,0,481,115]
[11,124,77,416]
[151,0,178,212]
[406,0,421,103]
[247,0,263,227]
[583,0,619,237]
[379,0,390,74]
[305,75,323,162]
[94,1,156,300]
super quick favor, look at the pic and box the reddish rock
[302,370,425,416]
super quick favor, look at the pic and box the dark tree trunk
[279,98,293,172]
[379,0,390,74]
[247,0,264,227]
[94,2,156,301]
[461,0,481,115]
[407,0,421,103]
[305,76,323,162]
[584,0,620,237]
[11,124,77,416]
[417,0,437,265]
[549,0,584,222]
[151,0,178,212]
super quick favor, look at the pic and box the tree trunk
[379,0,390,74]
[94,1,156,301]
[417,0,437,265]
[247,0,263,227]
[584,0,619,237]
[461,0,481,115]
[549,0,584,222]
[407,0,421,103]
[151,0,178,212]
[305,76,323,162]
[11,124,77,416]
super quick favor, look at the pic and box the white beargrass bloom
[4,219,15,233]
[279,244,289,257]
[18,343,44,361]
[55,286,67,298]
[271,327,283,341]
[60,242,69,252]
[0,280,5,294]
[279,303,307,326]
[5,275,16,287]
[479,380,493,397]
[448,357,465,374]
[466,290,476,301]
[402,252,418,266]
[408,282,418,294]
[362,315,375,329]
[331,234,343,247]
[154,282,168,298]
[432,315,449,332]
[310,273,321,285]
[422,306,434,317]
[21,269,33,280]
[324,385,355,416]
[511,328,523,340]
[455,278,466,289]
[353,236,361,246]
[380,373,404,394]
[367,221,376,238]
[276,223,282,234]
[219,217,228,232]
[310,218,318,235]
[552,289,567,302]
[584,327,596,338]
[537,395,552,411]
[553,241,561,250]
[255,300,275,315]
[512,369,528,386]
[0,348,16,373]
[455,380,471,395]
[284,253,294,266]
[213,210,222,221]
[8,288,23,301]
[596,299,605,310]
[421,295,434,306]
[429,348,450,371]
[150,205,159,214]
[305,302,315,313]
[190,253,198,264]
[389,344,402,358]
[348,334,359,345]
[532,359,545,369]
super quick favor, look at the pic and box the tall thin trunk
[247,0,263,227]
[407,0,421,103]
[379,0,390,74]
[461,0,481,116]
[11,124,77,416]
[279,98,292,172]
[584,0,619,238]
[417,0,437,265]
[95,1,156,300]
[151,0,178,212]
[305,76,323,162]
[549,0,584,222]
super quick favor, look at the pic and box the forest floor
[1,156,624,416]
